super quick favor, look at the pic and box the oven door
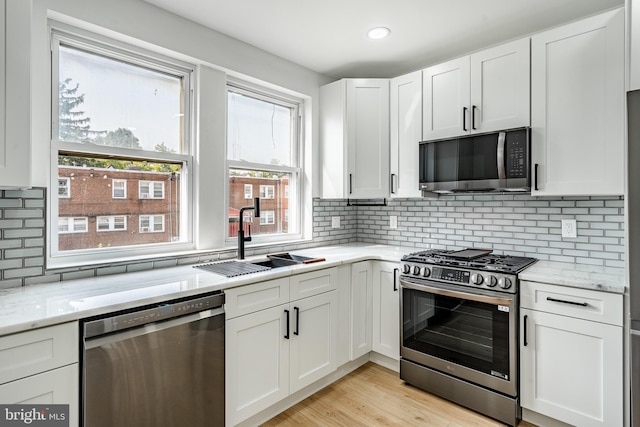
[400,277,518,397]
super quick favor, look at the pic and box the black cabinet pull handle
[472,105,477,130]
[546,297,588,307]
[523,314,528,347]
[534,163,539,191]
[390,174,396,194]
[294,307,300,336]
[462,107,468,131]
[393,268,399,292]
[284,309,290,339]
[349,173,353,194]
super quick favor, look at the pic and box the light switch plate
[390,216,398,229]
[561,219,577,238]
[331,216,340,228]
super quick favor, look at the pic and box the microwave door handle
[497,131,506,180]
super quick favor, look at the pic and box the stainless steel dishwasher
[81,291,225,427]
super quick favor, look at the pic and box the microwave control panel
[506,129,529,178]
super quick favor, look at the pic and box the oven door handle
[400,278,514,306]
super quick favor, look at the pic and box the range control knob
[485,275,497,287]
[403,264,411,274]
[413,266,421,276]
[498,277,512,289]
[470,273,484,285]
[422,267,431,278]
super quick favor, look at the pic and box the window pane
[58,45,183,153]
[228,169,292,238]
[57,155,182,251]
[227,91,292,166]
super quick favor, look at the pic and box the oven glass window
[402,287,510,379]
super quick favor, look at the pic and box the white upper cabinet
[320,79,390,199]
[423,57,470,140]
[531,8,624,196]
[0,0,31,189]
[423,38,530,140]
[389,71,422,198]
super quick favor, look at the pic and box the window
[58,177,70,198]
[227,83,301,240]
[259,185,275,199]
[50,28,192,264]
[244,184,252,199]
[285,209,289,223]
[97,215,127,231]
[140,215,164,233]
[58,217,88,233]
[139,181,165,199]
[112,179,126,199]
[260,211,275,225]
[285,185,289,199]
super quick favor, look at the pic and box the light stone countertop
[518,260,626,294]
[0,244,626,337]
[0,244,413,337]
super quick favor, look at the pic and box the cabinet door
[226,304,289,426]
[372,262,399,360]
[520,308,623,427]
[531,8,624,196]
[289,291,337,393]
[423,56,470,140]
[350,261,373,359]
[0,0,30,189]
[390,71,422,198]
[470,37,530,133]
[0,364,79,427]
[346,79,390,198]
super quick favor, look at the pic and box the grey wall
[0,190,624,288]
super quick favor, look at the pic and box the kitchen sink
[194,253,325,278]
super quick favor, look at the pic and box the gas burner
[402,248,537,274]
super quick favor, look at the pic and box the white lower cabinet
[372,261,399,360]
[520,281,623,427]
[350,261,373,359]
[0,322,79,427]
[225,269,338,426]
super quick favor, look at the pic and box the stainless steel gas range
[399,248,536,427]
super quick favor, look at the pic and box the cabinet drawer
[521,281,623,326]
[0,322,78,385]
[290,268,337,301]
[0,364,79,427]
[225,278,289,319]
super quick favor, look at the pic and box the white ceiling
[144,0,623,79]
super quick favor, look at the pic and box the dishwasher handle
[85,306,224,349]
[83,291,224,339]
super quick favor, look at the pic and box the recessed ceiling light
[367,27,391,40]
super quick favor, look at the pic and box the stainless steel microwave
[419,128,530,194]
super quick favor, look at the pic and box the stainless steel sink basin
[194,253,325,278]
[249,252,326,268]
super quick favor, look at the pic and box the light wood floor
[262,362,537,427]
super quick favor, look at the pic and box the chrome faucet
[237,197,260,260]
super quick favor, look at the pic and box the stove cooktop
[401,248,537,274]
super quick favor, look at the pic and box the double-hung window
[50,27,193,266]
[226,82,302,241]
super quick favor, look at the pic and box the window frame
[97,215,127,232]
[244,184,252,199]
[259,210,275,225]
[58,217,88,234]
[112,179,127,199]
[139,215,165,233]
[225,81,304,246]
[139,181,165,200]
[259,185,275,199]
[48,25,195,267]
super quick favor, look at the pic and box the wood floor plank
[262,362,537,427]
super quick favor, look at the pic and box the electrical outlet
[331,216,340,228]
[561,219,577,238]
[390,215,398,229]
